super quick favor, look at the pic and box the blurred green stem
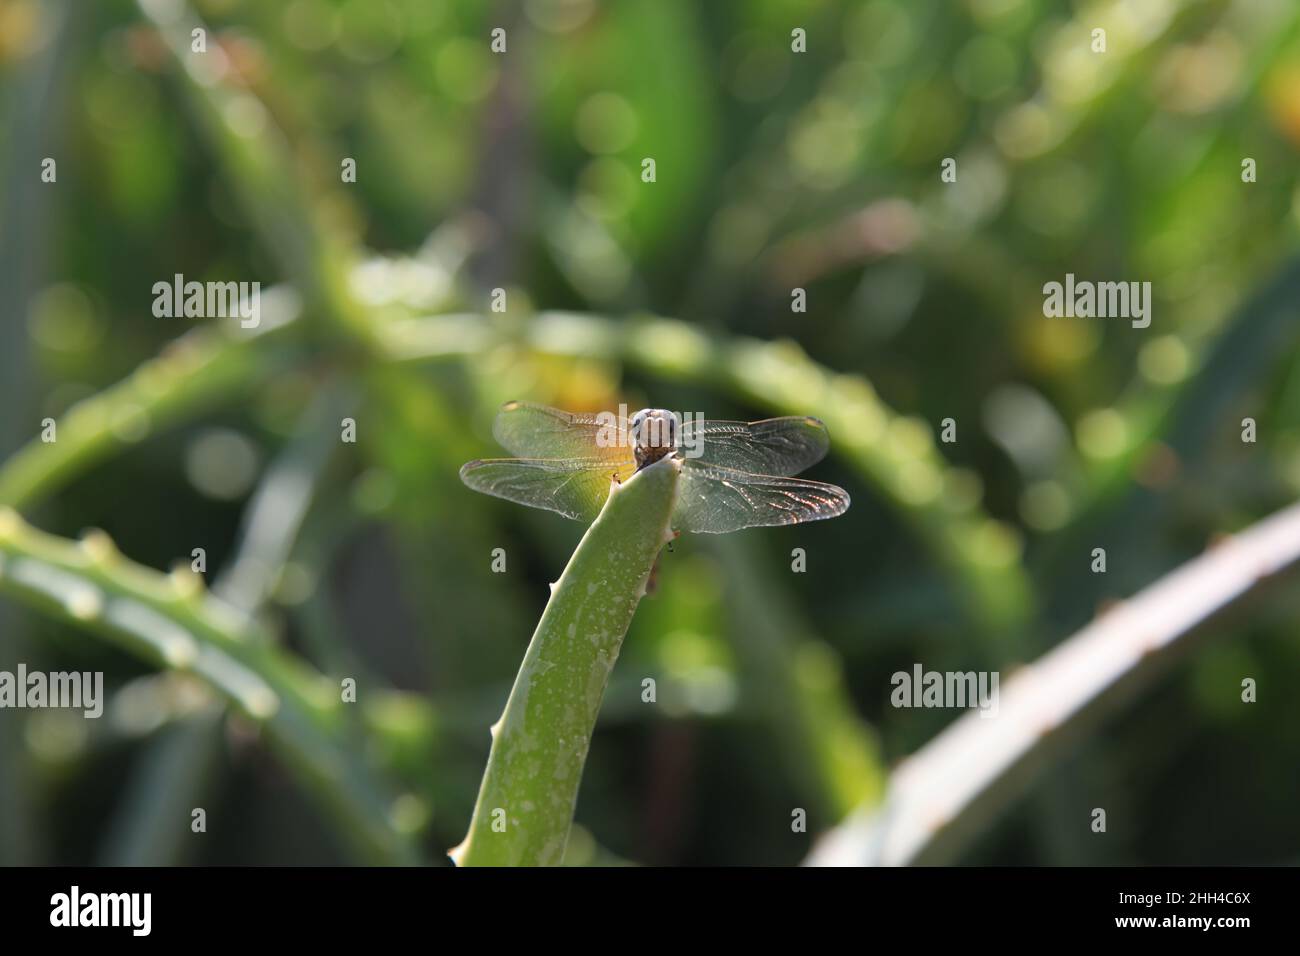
[100,387,351,864]
[806,497,1300,866]
[715,537,883,824]
[0,0,80,866]
[451,457,680,866]
[0,320,299,511]
[0,508,420,865]
[137,0,372,347]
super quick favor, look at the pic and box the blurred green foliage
[0,0,1298,865]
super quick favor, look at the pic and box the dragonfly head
[629,408,680,470]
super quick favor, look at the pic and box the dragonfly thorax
[629,408,680,470]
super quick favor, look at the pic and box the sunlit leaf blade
[459,457,631,523]
[682,416,831,476]
[674,461,850,534]
[453,457,681,866]
[491,401,629,462]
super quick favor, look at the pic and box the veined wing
[492,401,629,463]
[674,461,850,534]
[679,417,830,477]
[459,457,633,523]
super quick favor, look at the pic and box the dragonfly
[460,402,851,534]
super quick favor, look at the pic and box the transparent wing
[491,401,628,462]
[673,461,850,534]
[459,457,633,523]
[679,417,830,477]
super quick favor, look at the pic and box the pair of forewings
[460,402,851,534]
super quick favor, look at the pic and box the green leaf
[451,456,680,866]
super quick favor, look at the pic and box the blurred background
[1,0,1298,866]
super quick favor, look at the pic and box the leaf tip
[446,838,468,867]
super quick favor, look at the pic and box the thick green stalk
[451,456,681,866]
